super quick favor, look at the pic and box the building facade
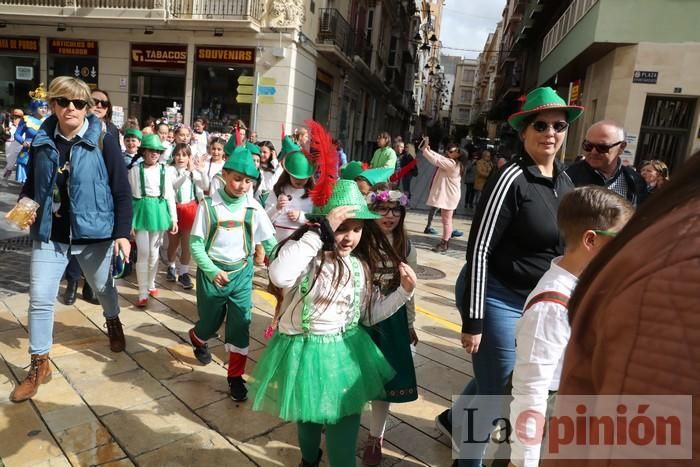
[470,21,502,140]
[0,0,419,162]
[449,58,477,136]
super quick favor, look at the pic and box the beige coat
[423,148,462,210]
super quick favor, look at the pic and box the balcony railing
[318,8,354,59]
[541,0,598,60]
[169,0,263,20]
[353,29,372,66]
[0,0,155,6]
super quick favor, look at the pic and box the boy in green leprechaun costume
[188,142,277,401]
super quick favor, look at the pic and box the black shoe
[63,281,78,305]
[177,272,193,290]
[82,282,100,305]
[299,449,323,467]
[435,409,458,451]
[228,376,248,402]
[166,265,177,282]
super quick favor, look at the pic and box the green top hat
[140,134,165,152]
[308,179,380,220]
[357,167,393,187]
[246,141,261,155]
[124,128,143,141]
[507,87,584,131]
[282,150,314,179]
[340,161,364,181]
[223,145,260,179]
[279,135,300,159]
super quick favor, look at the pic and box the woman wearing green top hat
[265,148,316,242]
[440,87,582,466]
[251,178,418,467]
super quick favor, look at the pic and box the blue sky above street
[440,0,505,59]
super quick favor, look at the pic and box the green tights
[297,414,361,467]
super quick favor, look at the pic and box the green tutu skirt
[132,197,172,232]
[250,326,395,425]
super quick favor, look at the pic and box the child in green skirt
[362,183,419,466]
[250,179,418,467]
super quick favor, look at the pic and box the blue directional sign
[257,86,277,96]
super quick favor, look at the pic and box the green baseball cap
[507,86,584,131]
[308,179,380,220]
[282,150,314,179]
[223,145,260,179]
[124,128,143,141]
[140,133,165,152]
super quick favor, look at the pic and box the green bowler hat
[279,135,300,159]
[223,145,260,179]
[308,179,380,220]
[282,150,315,179]
[340,161,364,181]
[246,141,261,155]
[507,86,584,131]
[357,167,393,187]
[124,128,143,141]
[140,134,166,152]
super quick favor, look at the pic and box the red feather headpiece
[305,119,337,207]
[235,121,242,146]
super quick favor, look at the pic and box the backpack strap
[524,291,570,313]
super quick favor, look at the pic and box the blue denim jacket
[29,114,114,242]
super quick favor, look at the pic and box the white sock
[178,264,190,275]
[169,262,176,269]
[370,400,390,438]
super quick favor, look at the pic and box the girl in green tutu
[361,183,419,466]
[128,133,178,307]
[250,177,418,467]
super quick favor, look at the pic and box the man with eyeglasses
[565,120,646,206]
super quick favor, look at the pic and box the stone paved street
[0,159,476,466]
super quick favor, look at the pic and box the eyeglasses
[582,140,624,154]
[593,229,618,237]
[531,120,569,133]
[93,98,110,108]
[374,206,403,217]
[53,97,88,110]
[448,148,459,153]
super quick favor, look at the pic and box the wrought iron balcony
[0,0,157,7]
[317,8,354,60]
[169,0,264,20]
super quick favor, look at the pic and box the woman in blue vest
[10,76,132,403]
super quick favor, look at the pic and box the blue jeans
[64,255,82,282]
[451,275,525,467]
[29,240,120,355]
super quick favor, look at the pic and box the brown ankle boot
[432,239,449,253]
[105,316,126,353]
[10,354,52,402]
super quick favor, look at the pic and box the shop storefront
[47,39,99,89]
[130,43,187,124]
[313,69,334,128]
[0,36,40,109]
[193,45,255,132]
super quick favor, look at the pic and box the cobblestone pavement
[0,147,476,466]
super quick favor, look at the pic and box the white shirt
[264,185,312,241]
[128,162,178,224]
[190,189,275,264]
[509,257,577,467]
[255,162,282,197]
[190,131,208,158]
[167,166,207,203]
[269,231,413,336]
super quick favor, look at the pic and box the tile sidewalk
[0,210,474,467]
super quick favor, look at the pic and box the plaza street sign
[632,71,658,84]
[236,85,254,94]
[235,95,275,104]
[257,86,276,96]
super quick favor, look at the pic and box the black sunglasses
[93,98,110,108]
[582,140,624,154]
[53,97,89,110]
[531,120,569,133]
[375,206,403,217]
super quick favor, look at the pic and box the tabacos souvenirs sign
[131,43,187,68]
[0,37,39,53]
[196,46,255,65]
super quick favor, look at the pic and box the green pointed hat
[140,133,165,152]
[223,145,260,179]
[340,161,364,181]
[223,134,237,157]
[507,86,584,131]
[282,150,315,179]
[279,135,300,158]
[246,141,261,155]
[357,167,394,186]
[124,128,143,141]
[308,179,380,219]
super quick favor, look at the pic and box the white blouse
[264,185,313,241]
[167,166,207,203]
[269,231,413,335]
